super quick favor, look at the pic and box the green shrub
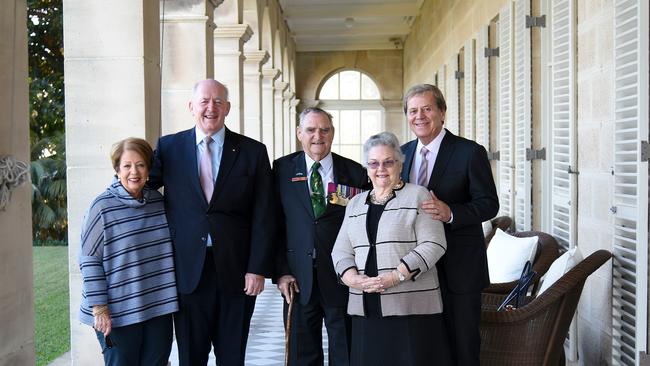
[33,237,67,246]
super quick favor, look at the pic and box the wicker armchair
[484,216,514,244]
[483,231,560,295]
[480,249,612,366]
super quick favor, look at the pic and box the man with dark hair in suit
[274,107,368,366]
[400,84,499,365]
[149,79,274,366]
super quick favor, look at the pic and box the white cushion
[482,220,493,238]
[487,229,539,283]
[537,246,583,295]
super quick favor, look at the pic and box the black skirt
[351,202,452,366]
[350,313,452,366]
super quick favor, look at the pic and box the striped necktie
[417,146,429,187]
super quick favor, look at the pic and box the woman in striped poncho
[79,137,178,366]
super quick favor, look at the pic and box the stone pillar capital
[262,68,281,81]
[283,89,294,100]
[160,14,210,23]
[209,0,224,8]
[274,80,289,92]
[244,50,269,67]
[214,24,253,43]
[291,98,301,108]
[380,99,404,110]
[301,99,320,109]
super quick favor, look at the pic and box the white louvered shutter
[497,2,515,218]
[464,39,476,141]
[438,64,447,97]
[549,0,577,252]
[447,54,460,135]
[548,0,579,360]
[612,0,649,365]
[475,26,490,149]
[513,0,532,231]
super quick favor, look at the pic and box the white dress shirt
[409,128,446,186]
[195,126,225,246]
[305,152,334,200]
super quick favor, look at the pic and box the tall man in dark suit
[274,107,368,366]
[149,79,274,366]
[400,84,499,365]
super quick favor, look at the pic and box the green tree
[28,0,66,242]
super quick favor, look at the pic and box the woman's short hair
[362,132,405,167]
[110,137,154,172]
[403,84,447,114]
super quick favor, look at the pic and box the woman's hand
[376,271,400,289]
[93,305,112,337]
[343,271,386,293]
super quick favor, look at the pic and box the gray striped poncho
[79,178,178,328]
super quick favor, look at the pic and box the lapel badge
[291,176,307,182]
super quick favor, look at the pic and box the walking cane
[284,282,296,366]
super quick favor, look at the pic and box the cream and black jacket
[332,182,447,317]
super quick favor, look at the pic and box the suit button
[313,221,318,225]
[201,237,206,241]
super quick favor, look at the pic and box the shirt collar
[417,128,446,154]
[195,126,226,147]
[304,152,333,174]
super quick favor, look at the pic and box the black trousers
[439,272,482,366]
[95,313,173,366]
[284,271,351,366]
[174,248,256,366]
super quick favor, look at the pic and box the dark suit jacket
[273,152,368,306]
[149,127,274,294]
[401,129,499,294]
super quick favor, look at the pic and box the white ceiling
[278,0,424,52]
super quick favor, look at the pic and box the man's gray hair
[298,107,334,129]
[192,79,229,101]
[362,132,405,166]
[403,83,447,114]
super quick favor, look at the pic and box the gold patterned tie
[310,162,326,217]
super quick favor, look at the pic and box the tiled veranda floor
[167,279,328,366]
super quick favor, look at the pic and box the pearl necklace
[369,190,393,205]
[369,180,404,205]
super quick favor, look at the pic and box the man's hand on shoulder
[421,191,452,223]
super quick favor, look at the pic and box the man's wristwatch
[395,269,406,282]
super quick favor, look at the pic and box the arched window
[318,70,384,163]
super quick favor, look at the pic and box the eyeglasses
[367,159,396,169]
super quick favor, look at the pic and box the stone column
[381,99,406,142]
[214,24,252,134]
[243,50,269,141]
[283,90,295,154]
[289,98,301,153]
[274,80,288,159]
[64,1,160,363]
[160,0,220,135]
[0,1,35,364]
[261,68,279,159]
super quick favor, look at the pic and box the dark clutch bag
[497,260,536,311]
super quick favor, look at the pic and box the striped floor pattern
[169,279,328,366]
